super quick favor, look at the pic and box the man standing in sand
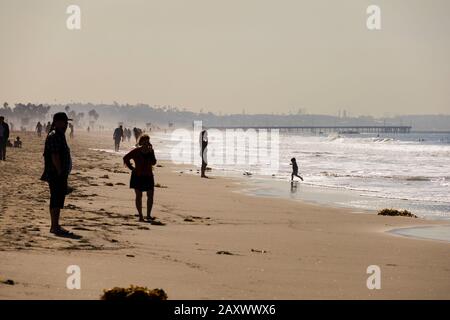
[45,121,52,134]
[199,129,208,178]
[36,121,43,137]
[40,112,76,237]
[113,125,124,152]
[0,116,10,161]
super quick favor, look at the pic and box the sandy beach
[0,131,449,300]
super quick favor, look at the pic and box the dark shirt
[113,128,123,141]
[41,129,72,181]
[0,122,9,140]
[123,146,156,177]
[292,161,298,172]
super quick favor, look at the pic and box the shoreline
[0,131,449,299]
[389,225,450,243]
[88,133,450,246]
[147,129,450,221]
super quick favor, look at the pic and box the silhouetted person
[133,127,142,144]
[113,125,124,152]
[123,134,157,222]
[200,129,208,178]
[40,112,77,237]
[13,136,22,148]
[36,122,43,137]
[69,123,74,139]
[290,157,303,181]
[126,128,132,142]
[45,121,52,134]
[87,126,90,133]
[0,116,10,161]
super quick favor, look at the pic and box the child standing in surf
[290,157,303,181]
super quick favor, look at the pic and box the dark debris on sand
[101,285,168,301]
[216,250,234,255]
[0,279,15,285]
[378,208,418,218]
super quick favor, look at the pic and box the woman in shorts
[123,134,157,222]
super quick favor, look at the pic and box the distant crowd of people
[113,125,143,151]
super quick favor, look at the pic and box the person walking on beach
[36,121,43,137]
[40,112,77,237]
[290,157,303,181]
[113,125,124,152]
[199,129,208,178]
[0,116,10,161]
[123,134,157,222]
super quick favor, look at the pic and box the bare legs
[134,189,154,221]
[135,189,144,220]
[49,208,61,232]
[147,189,154,219]
[201,160,208,178]
[291,173,303,181]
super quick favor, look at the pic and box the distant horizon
[2,101,449,118]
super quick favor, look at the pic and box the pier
[205,126,412,134]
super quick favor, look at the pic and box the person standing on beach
[126,128,132,142]
[199,129,208,178]
[36,121,43,137]
[133,127,142,144]
[45,121,52,134]
[123,134,157,222]
[69,123,74,139]
[113,125,124,152]
[0,116,10,161]
[290,157,303,181]
[40,112,76,237]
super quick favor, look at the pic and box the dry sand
[0,131,449,299]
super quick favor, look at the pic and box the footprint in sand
[216,250,235,255]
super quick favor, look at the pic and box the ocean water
[150,130,450,220]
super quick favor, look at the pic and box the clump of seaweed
[155,183,168,188]
[0,278,15,285]
[378,208,418,218]
[101,285,168,301]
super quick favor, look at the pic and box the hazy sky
[1,0,449,116]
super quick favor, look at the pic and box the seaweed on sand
[378,208,418,218]
[101,285,168,301]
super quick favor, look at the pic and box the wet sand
[0,131,449,299]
